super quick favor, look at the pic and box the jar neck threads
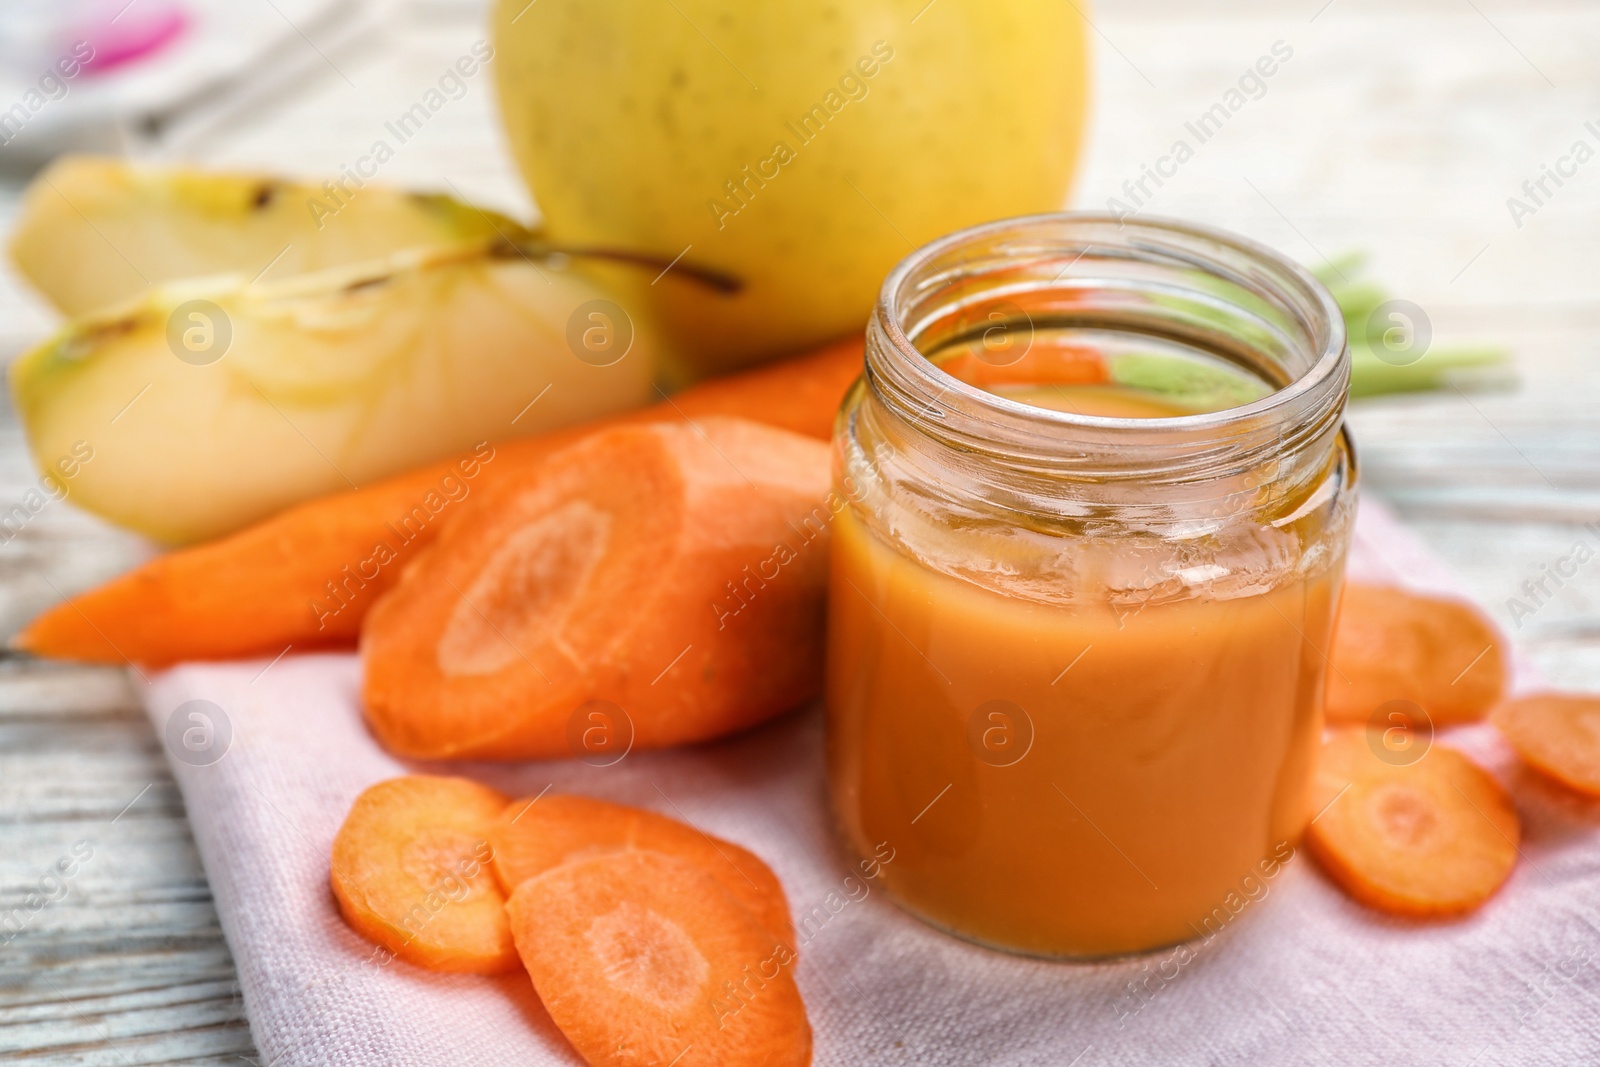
[862,213,1349,514]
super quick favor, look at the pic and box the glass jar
[825,213,1355,959]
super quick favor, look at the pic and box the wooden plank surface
[2,0,1598,1061]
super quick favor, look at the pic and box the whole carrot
[15,337,864,667]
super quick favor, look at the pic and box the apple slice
[10,239,655,544]
[10,155,521,316]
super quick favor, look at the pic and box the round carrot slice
[330,775,518,974]
[490,793,793,945]
[1307,730,1519,918]
[1493,692,1600,796]
[1326,582,1506,725]
[508,851,811,1067]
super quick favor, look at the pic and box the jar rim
[873,211,1348,437]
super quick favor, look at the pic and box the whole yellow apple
[492,0,1089,379]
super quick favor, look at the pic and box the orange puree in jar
[826,214,1355,958]
[827,431,1340,957]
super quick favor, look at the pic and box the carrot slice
[329,775,518,974]
[1492,692,1600,796]
[490,794,793,944]
[1325,582,1507,725]
[15,336,863,668]
[507,851,810,1067]
[361,417,832,761]
[1306,730,1519,918]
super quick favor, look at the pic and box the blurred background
[1,0,1596,1058]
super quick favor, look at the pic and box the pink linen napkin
[141,498,1600,1066]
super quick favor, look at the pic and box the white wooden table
[2,0,1597,1061]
